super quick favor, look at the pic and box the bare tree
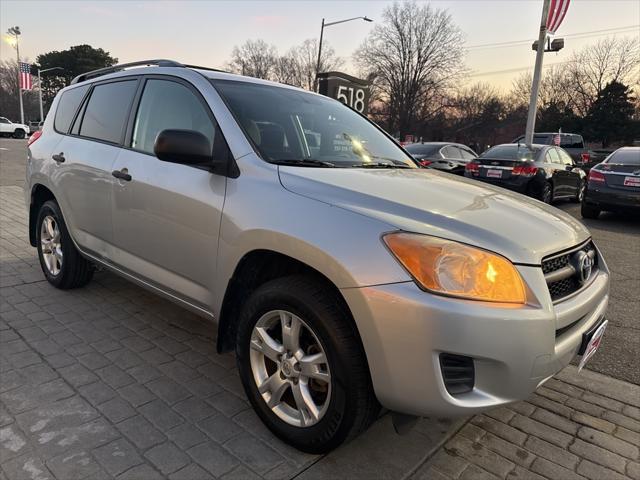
[567,36,639,116]
[289,39,342,90]
[509,66,574,110]
[0,59,39,121]
[354,1,465,136]
[227,39,278,80]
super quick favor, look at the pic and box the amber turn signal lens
[383,233,526,304]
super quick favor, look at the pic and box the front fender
[213,159,410,318]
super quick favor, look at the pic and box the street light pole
[36,67,63,122]
[314,16,372,92]
[7,26,24,124]
[524,0,551,148]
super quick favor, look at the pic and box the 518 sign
[336,86,367,113]
[317,71,371,115]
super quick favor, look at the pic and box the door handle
[52,152,65,163]
[112,168,132,182]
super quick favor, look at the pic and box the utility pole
[37,67,63,122]
[7,26,24,124]
[314,19,325,92]
[524,0,551,148]
[314,16,372,92]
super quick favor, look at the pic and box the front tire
[36,200,93,289]
[581,202,601,219]
[571,180,585,203]
[12,129,26,139]
[236,275,379,453]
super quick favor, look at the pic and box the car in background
[581,146,640,218]
[404,142,477,175]
[465,143,586,204]
[28,121,43,135]
[512,133,606,171]
[0,116,28,139]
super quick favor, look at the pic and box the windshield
[213,80,416,168]
[404,144,442,156]
[606,149,640,166]
[480,145,540,161]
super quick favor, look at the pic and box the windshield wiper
[350,162,412,169]
[271,159,336,168]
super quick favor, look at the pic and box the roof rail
[70,59,184,84]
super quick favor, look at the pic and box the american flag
[19,62,32,90]
[546,0,570,34]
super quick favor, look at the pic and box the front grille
[440,353,475,395]
[542,241,598,301]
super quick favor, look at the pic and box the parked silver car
[25,60,610,453]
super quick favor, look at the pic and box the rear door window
[79,80,138,144]
[54,85,89,133]
[442,146,460,159]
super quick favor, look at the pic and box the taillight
[588,169,606,183]
[28,130,42,146]
[465,162,479,175]
[581,152,590,164]
[512,165,538,177]
[419,160,432,167]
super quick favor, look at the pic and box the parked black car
[465,143,586,204]
[404,142,477,175]
[581,147,640,218]
[512,133,606,171]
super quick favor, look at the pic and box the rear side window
[79,80,137,143]
[459,148,476,160]
[560,135,583,149]
[131,79,215,154]
[54,85,89,133]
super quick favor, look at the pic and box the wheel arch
[29,183,56,247]
[216,249,363,357]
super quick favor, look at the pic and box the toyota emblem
[575,251,594,284]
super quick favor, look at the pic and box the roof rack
[70,59,184,84]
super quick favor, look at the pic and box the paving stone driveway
[1,180,639,480]
[0,186,462,479]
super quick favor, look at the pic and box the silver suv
[25,60,610,453]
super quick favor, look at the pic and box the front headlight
[383,232,526,304]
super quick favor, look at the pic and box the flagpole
[525,0,551,148]
[38,69,44,122]
[14,33,25,124]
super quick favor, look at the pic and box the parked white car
[0,116,28,138]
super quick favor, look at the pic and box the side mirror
[565,165,574,171]
[154,129,212,165]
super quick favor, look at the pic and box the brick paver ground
[2,180,639,480]
[412,368,640,480]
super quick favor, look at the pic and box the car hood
[278,167,590,264]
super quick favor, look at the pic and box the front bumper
[342,262,609,417]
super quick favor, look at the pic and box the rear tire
[36,200,94,289]
[540,182,553,204]
[236,275,379,453]
[12,129,26,139]
[581,202,600,219]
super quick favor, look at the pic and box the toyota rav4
[25,60,610,453]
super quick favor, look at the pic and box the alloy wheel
[40,215,63,276]
[249,310,331,427]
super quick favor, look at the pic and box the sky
[1,0,638,92]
